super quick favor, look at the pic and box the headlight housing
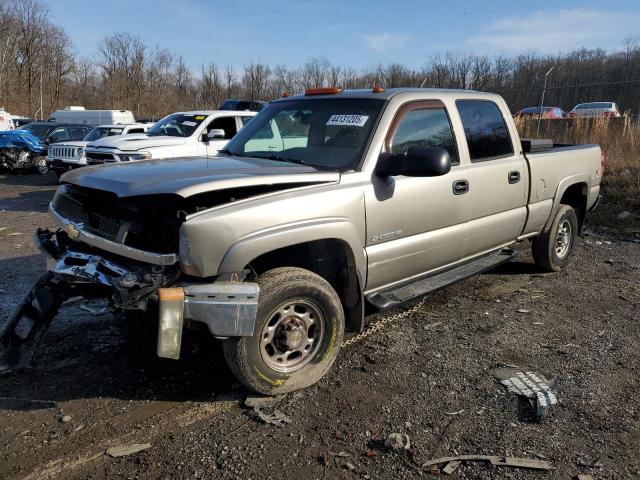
[75,147,84,158]
[119,152,151,162]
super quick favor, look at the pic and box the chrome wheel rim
[37,157,48,175]
[259,299,325,373]
[555,219,572,258]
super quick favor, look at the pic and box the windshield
[19,123,54,139]
[147,113,207,137]
[83,126,124,141]
[223,98,385,171]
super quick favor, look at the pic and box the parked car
[47,107,136,125]
[46,123,151,177]
[3,88,603,396]
[219,99,267,112]
[0,122,92,173]
[0,108,14,131]
[83,110,256,165]
[12,116,33,128]
[567,102,621,118]
[515,106,565,119]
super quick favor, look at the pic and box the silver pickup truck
[1,87,603,395]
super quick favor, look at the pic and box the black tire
[223,267,344,395]
[532,205,578,272]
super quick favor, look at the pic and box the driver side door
[364,100,471,292]
[204,115,239,156]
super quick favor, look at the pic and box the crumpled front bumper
[0,229,259,372]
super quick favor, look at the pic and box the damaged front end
[1,227,260,373]
[0,229,179,373]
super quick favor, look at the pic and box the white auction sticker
[182,121,196,126]
[326,114,369,127]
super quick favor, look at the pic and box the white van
[0,108,14,131]
[47,107,136,126]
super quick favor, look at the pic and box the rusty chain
[341,297,427,347]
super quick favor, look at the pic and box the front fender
[218,218,367,287]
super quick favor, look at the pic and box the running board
[367,249,517,310]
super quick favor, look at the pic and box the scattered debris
[344,462,356,471]
[532,322,545,325]
[617,211,631,220]
[576,475,594,480]
[60,415,72,423]
[254,408,291,427]
[244,394,284,409]
[517,309,531,313]
[384,433,410,451]
[421,455,553,471]
[106,443,151,458]
[442,460,461,474]
[604,259,615,264]
[0,227,8,233]
[445,410,464,416]
[7,232,21,236]
[577,456,604,468]
[491,368,557,420]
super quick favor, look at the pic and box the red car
[515,106,565,119]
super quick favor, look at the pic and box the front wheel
[35,157,49,176]
[223,267,344,395]
[532,204,578,272]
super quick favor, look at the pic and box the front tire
[223,267,344,395]
[532,204,578,272]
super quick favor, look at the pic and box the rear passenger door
[456,99,527,256]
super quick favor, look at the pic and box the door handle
[452,179,469,195]
[508,171,521,184]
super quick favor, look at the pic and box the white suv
[83,110,256,166]
[46,123,150,177]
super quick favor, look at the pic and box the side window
[127,128,144,134]
[50,127,70,142]
[389,106,459,164]
[207,116,237,139]
[70,127,89,139]
[240,116,253,126]
[456,100,513,161]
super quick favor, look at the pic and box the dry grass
[516,116,640,236]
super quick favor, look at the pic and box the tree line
[1,0,639,120]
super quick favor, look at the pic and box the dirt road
[1,173,638,479]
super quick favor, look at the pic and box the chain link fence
[491,79,640,118]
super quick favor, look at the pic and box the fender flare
[218,217,367,287]
[543,174,590,232]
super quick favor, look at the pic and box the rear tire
[532,205,578,272]
[223,267,344,395]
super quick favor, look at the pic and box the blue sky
[46,0,640,70]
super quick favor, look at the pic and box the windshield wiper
[252,154,310,167]
[218,148,242,157]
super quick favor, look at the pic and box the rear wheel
[223,267,344,395]
[532,205,578,272]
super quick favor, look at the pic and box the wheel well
[246,239,364,332]
[559,183,588,231]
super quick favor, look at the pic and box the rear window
[456,100,513,161]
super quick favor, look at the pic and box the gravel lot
[0,173,638,480]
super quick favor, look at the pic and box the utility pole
[537,66,553,136]
[40,65,43,120]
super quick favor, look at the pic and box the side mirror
[206,128,226,141]
[48,135,60,144]
[375,146,452,177]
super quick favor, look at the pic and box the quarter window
[389,106,459,164]
[456,100,513,161]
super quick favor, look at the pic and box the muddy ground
[0,172,638,480]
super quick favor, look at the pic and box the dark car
[18,122,93,146]
[219,99,267,112]
[15,122,92,174]
[515,106,565,119]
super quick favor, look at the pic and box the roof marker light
[372,86,385,93]
[305,87,342,95]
